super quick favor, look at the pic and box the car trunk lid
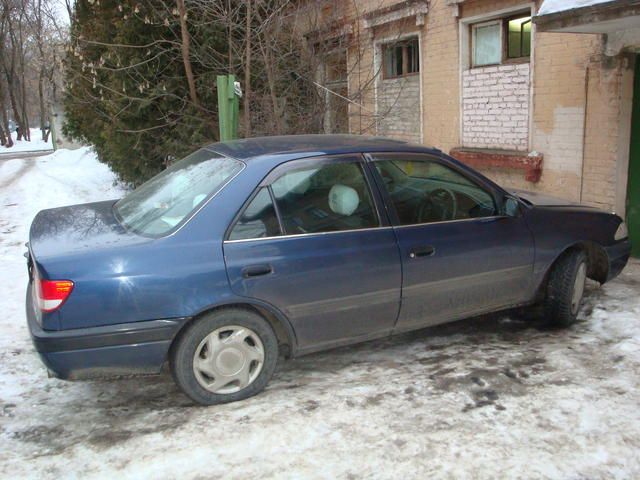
[28,200,142,261]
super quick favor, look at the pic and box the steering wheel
[417,187,458,223]
[380,169,395,192]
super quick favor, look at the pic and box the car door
[223,155,402,353]
[368,153,535,332]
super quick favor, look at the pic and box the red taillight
[36,279,74,312]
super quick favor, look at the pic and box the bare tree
[62,0,415,167]
[243,0,251,136]
[0,0,65,147]
[176,0,200,109]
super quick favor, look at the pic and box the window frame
[224,154,389,242]
[382,37,420,80]
[365,152,505,228]
[471,12,532,68]
[504,14,532,62]
[471,20,503,68]
[226,186,284,241]
[321,48,350,134]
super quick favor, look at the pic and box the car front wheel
[544,249,588,327]
[170,308,278,405]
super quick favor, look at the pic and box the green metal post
[217,74,239,141]
[217,75,229,141]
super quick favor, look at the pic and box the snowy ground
[1,149,640,479]
[1,128,53,155]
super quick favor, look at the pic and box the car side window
[270,161,379,235]
[228,188,281,240]
[374,156,497,225]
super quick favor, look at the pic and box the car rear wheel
[170,308,278,405]
[544,249,588,327]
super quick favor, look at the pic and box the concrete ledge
[534,0,640,34]
[450,147,543,183]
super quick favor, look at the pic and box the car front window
[114,149,243,237]
[374,156,496,225]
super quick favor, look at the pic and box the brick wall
[462,64,530,151]
[376,75,421,142]
[458,0,630,213]
[307,0,634,213]
[421,0,460,152]
[582,56,632,212]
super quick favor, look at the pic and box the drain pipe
[580,65,591,203]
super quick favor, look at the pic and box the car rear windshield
[114,149,243,237]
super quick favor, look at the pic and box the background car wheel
[544,249,588,328]
[170,308,278,406]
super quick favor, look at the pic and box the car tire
[170,308,278,406]
[544,249,588,328]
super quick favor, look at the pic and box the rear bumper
[605,239,632,282]
[26,286,188,379]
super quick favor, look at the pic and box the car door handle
[241,264,273,278]
[409,245,436,258]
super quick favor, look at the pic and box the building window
[383,37,419,79]
[472,14,531,67]
[507,16,532,59]
[473,21,502,67]
[325,50,347,84]
[322,50,349,134]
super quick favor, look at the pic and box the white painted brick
[462,63,530,150]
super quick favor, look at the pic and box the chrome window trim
[224,215,510,244]
[223,226,395,244]
[392,215,508,229]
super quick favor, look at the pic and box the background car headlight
[614,222,628,241]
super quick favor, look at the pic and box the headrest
[328,184,359,216]
[272,170,313,198]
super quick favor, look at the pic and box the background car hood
[29,200,147,260]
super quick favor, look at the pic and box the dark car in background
[26,135,631,405]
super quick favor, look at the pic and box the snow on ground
[1,149,640,479]
[1,128,53,154]
[538,0,615,16]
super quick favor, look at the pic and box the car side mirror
[503,196,521,217]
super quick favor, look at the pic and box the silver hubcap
[193,325,264,394]
[571,262,587,315]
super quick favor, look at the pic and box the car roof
[206,134,441,164]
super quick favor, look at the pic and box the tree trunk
[243,0,251,137]
[259,41,283,134]
[176,0,200,110]
[7,82,23,140]
[0,84,13,148]
[17,8,30,141]
[227,0,232,71]
[2,10,26,141]
[37,0,47,141]
[38,69,46,140]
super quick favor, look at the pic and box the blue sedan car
[26,135,631,405]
